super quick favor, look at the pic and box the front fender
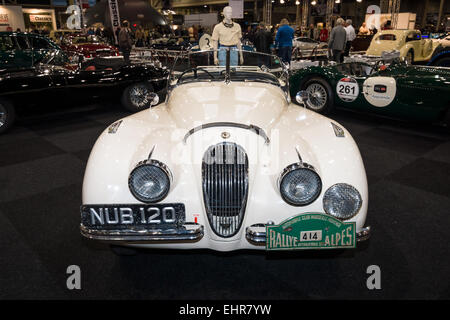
[82,105,177,204]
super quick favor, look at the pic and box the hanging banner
[228,0,243,19]
[108,0,121,45]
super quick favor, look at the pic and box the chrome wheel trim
[0,103,6,128]
[305,83,327,110]
[130,85,150,109]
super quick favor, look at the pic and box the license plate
[266,213,356,250]
[81,203,185,230]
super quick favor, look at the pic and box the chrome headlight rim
[323,183,362,220]
[278,162,322,207]
[128,159,172,203]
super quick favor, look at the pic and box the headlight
[129,160,171,203]
[323,183,362,220]
[279,164,322,206]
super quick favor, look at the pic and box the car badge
[331,122,345,138]
[221,132,230,139]
[108,120,123,134]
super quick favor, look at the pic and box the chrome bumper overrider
[246,224,372,245]
[80,222,204,242]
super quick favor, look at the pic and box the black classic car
[0,50,168,134]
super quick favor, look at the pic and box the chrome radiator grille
[202,142,249,237]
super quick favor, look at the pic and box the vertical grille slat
[202,142,249,238]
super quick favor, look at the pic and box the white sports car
[80,50,370,253]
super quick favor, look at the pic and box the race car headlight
[323,183,362,220]
[129,160,171,203]
[279,164,322,206]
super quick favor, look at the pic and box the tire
[300,77,334,114]
[0,98,15,134]
[121,82,155,112]
[406,50,414,65]
[110,244,138,256]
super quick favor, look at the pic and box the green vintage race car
[289,59,450,125]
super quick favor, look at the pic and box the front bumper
[80,222,371,246]
[80,222,204,242]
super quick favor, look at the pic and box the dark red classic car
[60,34,120,60]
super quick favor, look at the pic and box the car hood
[166,81,288,132]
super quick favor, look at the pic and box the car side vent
[202,142,249,238]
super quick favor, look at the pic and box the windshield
[37,50,69,66]
[169,49,287,88]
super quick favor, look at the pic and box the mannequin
[211,6,244,66]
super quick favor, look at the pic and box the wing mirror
[296,90,310,107]
[147,92,160,107]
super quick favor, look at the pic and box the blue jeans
[278,46,292,64]
[218,46,238,66]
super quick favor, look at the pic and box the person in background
[344,19,356,56]
[135,25,145,47]
[275,18,294,65]
[188,25,194,42]
[319,25,329,42]
[359,22,370,35]
[254,23,273,66]
[328,18,347,63]
[370,24,378,35]
[198,26,204,40]
[307,23,319,41]
[382,20,392,30]
[118,21,133,63]
[254,23,272,53]
[244,25,255,44]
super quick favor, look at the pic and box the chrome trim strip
[80,222,204,242]
[246,224,267,245]
[356,226,371,242]
[246,224,371,245]
[183,122,270,144]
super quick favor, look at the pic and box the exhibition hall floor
[1,103,449,299]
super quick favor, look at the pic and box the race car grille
[202,142,249,238]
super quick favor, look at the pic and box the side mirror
[296,90,309,106]
[148,92,159,107]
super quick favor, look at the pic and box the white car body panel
[82,80,368,251]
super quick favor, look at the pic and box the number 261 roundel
[337,77,359,102]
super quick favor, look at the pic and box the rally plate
[266,213,356,250]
